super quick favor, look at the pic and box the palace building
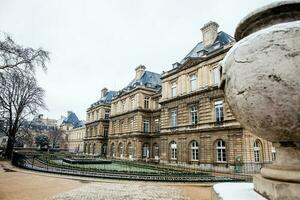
[84,88,117,156]
[108,65,161,160]
[81,21,274,172]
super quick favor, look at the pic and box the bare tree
[49,128,66,148]
[0,70,46,158]
[0,33,49,73]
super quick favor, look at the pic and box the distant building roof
[177,31,234,67]
[116,70,162,98]
[89,90,117,109]
[62,111,81,127]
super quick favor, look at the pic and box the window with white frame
[213,67,221,85]
[171,111,177,127]
[104,110,110,120]
[130,118,134,131]
[122,101,125,112]
[272,146,276,161]
[215,101,224,122]
[131,97,135,109]
[153,143,159,158]
[216,140,226,162]
[171,81,177,97]
[170,141,177,159]
[191,141,199,161]
[191,106,198,125]
[128,143,134,158]
[103,127,108,138]
[254,140,262,162]
[119,143,124,158]
[190,74,197,91]
[144,97,149,109]
[142,143,150,158]
[143,119,150,133]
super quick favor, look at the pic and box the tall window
[119,143,124,158]
[144,97,149,109]
[191,106,198,125]
[216,140,226,162]
[104,110,110,120]
[142,143,150,158]
[272,146,276,161]
[111,143,115,157]
[191,141,199,161]
[130,118,134,131]
[171,111,177,127]
[213,67,221,85]
[122,101,125,112]
[254,140,262,162]
[215,101,224,122]
[153,143,159,158]
[170,141,177,159]
[128,143,134,158]
[131,97,135,109]
[103,127,108,138]
[154,118,160,132]
[190,74,197,91]
[171,81,177,97]
[143,119,150,133]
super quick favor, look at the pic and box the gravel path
[49,182,189,200]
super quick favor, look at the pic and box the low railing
[11,151,266,182]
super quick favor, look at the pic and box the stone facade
[103,22,274,172]
[67,126,85,153]
[84,88,116,156]
[107,65,161,161]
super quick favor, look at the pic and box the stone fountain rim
[235,0,300,41]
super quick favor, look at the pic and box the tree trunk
[5,136,14,159]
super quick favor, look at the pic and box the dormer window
[213,43,221,50]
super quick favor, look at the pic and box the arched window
[216,140,226,162]
[191,141,199,161]
[142,143,150,158]
[127,143,134,159]
[153,143,160,159]
[119,143,124,158]
[170,141,177,160]
[254,140,262,162]
[111,143,115,157]
[102,143,107,156]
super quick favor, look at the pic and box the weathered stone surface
[253,175,300,200]
[222,21,300,143]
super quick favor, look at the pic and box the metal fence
[11,151,268,182]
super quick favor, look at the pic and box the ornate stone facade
[108,65,161,161]
[67,125,85,153]
[105,22,274,172]
[84,88,116,156]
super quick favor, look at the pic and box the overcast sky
[0,0,277,120]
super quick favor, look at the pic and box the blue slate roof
[89,90,117,109]
[178,31,234,66]
[63,111,80,127]
[116,70,162,97]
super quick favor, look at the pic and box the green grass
[51,159,164,173]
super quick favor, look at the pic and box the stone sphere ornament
[220,1,300,199]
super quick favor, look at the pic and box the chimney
[201,21,219,47]
[135,65,146,79]
[67,111,72,116]
[101,87,108,97]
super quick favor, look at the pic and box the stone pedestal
[253,175,300,200]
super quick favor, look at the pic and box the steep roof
[116,70,162,97]
[178,31,235,66]
[89,90,117,109]
[62,111,79,125]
